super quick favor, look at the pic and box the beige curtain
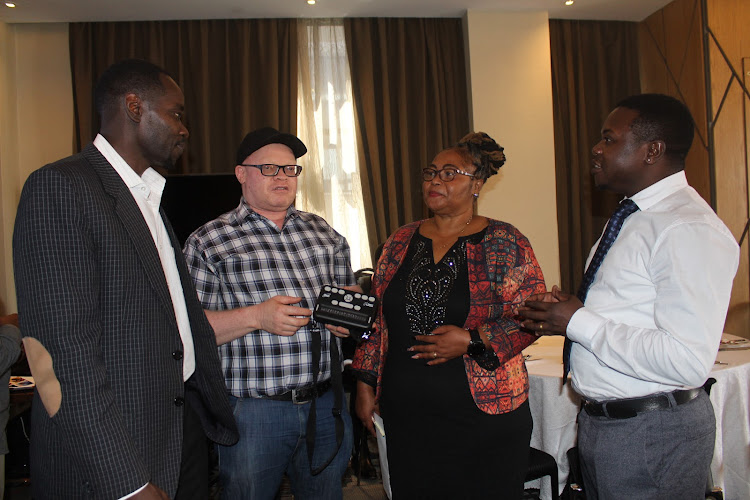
[69,20,298,174]
[549,20,641,291]
[344,18,470,254]
[296,19,372,270]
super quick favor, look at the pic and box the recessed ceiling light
[307,0,316,4]
[565,0,574,5]
[5,2,16,7]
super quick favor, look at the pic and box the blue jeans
[219,389,353,500]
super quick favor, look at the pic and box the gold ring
[539,323,544,331]
[433,351,437,359]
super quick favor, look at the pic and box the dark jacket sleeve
[14,167,151,497]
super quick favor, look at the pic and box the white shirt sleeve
[568,220,739,389]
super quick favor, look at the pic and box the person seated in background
[183,127,357,500]
[0,314,22,500]
[520,94,739,499]
[352,132,546,499]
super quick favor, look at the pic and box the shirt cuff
[119,483,148,499]
[566,307,608,349]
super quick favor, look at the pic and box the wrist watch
[467,329,501,371]
[467,328,487,357]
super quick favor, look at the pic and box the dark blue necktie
[562,199,639,382]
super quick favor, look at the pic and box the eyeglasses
[422,166,476,182]
[241,164,303,177]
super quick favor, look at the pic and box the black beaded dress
[379,229,532,499]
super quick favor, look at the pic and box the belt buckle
[583,399,600,416]
[291,388,310,405]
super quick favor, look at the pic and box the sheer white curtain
[296,19,372,271]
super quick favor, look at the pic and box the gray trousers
[577,390,715,500]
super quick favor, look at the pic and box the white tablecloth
[523,335,750,500]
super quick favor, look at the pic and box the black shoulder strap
[306,324,345,475]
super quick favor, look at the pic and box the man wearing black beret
[183,127,356,499]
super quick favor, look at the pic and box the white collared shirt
[567,171,739,401]
[94,134,196,382]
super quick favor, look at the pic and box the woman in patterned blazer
[352,132,546,499]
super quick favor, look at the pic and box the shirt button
[172,350,184,360]
[174,397,184,407]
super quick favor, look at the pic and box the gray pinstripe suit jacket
[13,144,238,499]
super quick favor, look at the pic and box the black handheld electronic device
[313,285,378,342]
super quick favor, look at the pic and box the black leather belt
[264,380,332,404]
[582,388,702,419]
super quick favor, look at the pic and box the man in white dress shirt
[520,94,739,499]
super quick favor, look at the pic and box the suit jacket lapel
[82,144,178,328]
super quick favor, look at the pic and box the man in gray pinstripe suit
[13,59,238,499]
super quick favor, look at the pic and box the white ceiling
[0,0,673,24]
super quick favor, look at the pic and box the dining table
[522,334,750,500]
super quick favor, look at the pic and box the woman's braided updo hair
[452,132,506,181]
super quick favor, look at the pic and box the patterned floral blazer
[352,218,546,414]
